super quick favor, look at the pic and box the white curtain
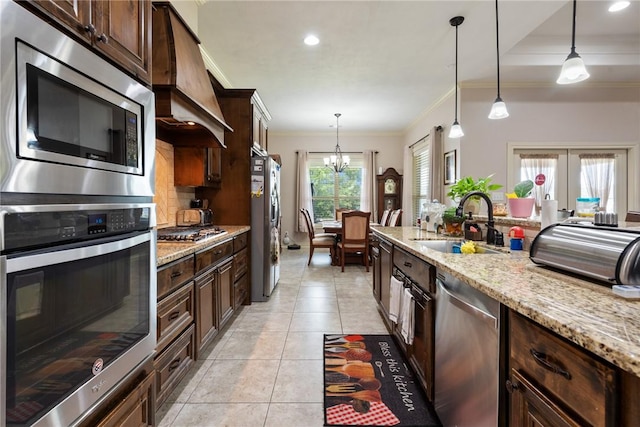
[580,153,615,209]
[402,145,413,226]
[520,154,558,210]
[296,151,314,232]
[429,126,444,203]
[360,150,376,216]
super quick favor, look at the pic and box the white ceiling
[195,1,640,133]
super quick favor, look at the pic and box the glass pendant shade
[488,97,509,119]
[557,51,590,84]
[448,120,464,138]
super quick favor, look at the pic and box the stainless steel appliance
[176,209,214,227]
[251,148,281,301]
[435,269,500,427]
[1,203,156,427]
[157,226,227,242]
[0,1,155,198]
[530,224,640,286]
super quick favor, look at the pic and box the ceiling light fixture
[304,35,319,46]
[324,113,350,173]
[449,16,465,138]
[557,0,590,84]
[608,1,630,12]
[488,0,509,120]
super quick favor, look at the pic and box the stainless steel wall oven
[1,204,157,426]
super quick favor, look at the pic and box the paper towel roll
[541,199,558,229]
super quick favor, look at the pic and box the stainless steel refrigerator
[251,148,281,301]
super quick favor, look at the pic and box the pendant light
[323,113,350,173]
[488,0,509,119]
[449,16,464,139]
[557,0,590,84]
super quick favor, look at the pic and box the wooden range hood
[152,2,232,147]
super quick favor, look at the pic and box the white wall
[268,132,404,244]
[404,85,640,210]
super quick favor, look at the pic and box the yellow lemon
[505,193,517,199]
[460,241,476,254]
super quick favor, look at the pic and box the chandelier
[324,113,350,173]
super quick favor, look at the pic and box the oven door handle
[5,231,152,273]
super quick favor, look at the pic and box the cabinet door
[94,370,155,427]
[509,370,584,427]
[195,270,218,356]
[174,147,221,188]
[370,244,381,302]
[218,259,234,328]
[379,240,392,319]
[409,291,435,401]
[93,0,151,83]
[29,0,92,42]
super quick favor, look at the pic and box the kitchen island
[373,226,640,376]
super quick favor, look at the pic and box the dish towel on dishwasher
[400,287,415,345]
[389,276,403,323]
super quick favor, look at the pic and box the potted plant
[446,174,503,213]
[442,207,465,236]
[506,179,535,218]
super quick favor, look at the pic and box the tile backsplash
[154,139,195,228]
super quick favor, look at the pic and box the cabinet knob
[505,379,519,393]
[96,33,109,44]
[84,24,96,34]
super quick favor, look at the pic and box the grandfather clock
[376,168,402,223]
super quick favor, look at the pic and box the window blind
[412,137,430,224]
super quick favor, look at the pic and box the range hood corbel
[152,1,232,148]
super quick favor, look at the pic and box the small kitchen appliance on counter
[176,208,214,227]
[530,224,640,286]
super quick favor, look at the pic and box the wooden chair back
[336,208,354,221]
[300,208,316,239]
[379,209,391,226]
[387,209,402,226]
[342,211,371,244]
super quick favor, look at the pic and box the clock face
[384,178,396,194]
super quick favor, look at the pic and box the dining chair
[337,210,371,272]
[335,208,354,221]
[379,209,391,226]
[387,209,402,226]
[300,208,337,265]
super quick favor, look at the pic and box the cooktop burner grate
[157,226,226,242]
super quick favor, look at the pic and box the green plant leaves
[514,180,534,198]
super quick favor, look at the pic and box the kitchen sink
[415,239,504,254]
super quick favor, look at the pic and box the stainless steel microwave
[0,2,155,198]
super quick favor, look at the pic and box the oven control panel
[2,206,151,252]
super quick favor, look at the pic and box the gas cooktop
[157,226,226,242]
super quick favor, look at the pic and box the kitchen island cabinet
[22,0,151,84]
[371,226,640,426]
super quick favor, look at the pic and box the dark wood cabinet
[25,0,151,84]
[174,146,222,188]
[197,86,271,225]
[376,168,402,223]
[370,243,381,302]
[195,268,218,356]
[378,238,392,320]
[233,232,250,308]
[217,259,234,328]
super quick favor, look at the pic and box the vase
[508,198,535,218]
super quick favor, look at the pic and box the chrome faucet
[455,191,503,246]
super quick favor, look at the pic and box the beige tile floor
[156,247,388,427]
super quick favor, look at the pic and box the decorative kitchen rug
[323,334,441,427]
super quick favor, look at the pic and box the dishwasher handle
[437,279,498,329]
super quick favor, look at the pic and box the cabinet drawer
[233,247,248,282]
[233,232,248,253]
[94,369,155,427]
[157,256,195,299]
[510,311,616,427]
[156,282,195,355]
[195,239,233,274]
[393,247,435,293]
[154,324,195,408]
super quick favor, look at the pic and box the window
[412,136,431,222]
[308,153,363,221]
[512,148,628,214]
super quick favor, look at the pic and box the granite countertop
[372,226,640,377]
[156,225,250,266]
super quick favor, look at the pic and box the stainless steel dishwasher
[434,269,500,427]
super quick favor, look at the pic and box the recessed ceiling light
[609,1,630,12]
[304,35,319,46]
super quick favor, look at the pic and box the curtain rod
[296,151,379,154]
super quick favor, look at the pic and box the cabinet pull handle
[168,311,180,321]
[168,358,181,372]
[403,261,412,268]
[529,349,572,380]
[96,33,109,44]
[505,379,519,393]
[171,271,182,278]
[84,24,96,34]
